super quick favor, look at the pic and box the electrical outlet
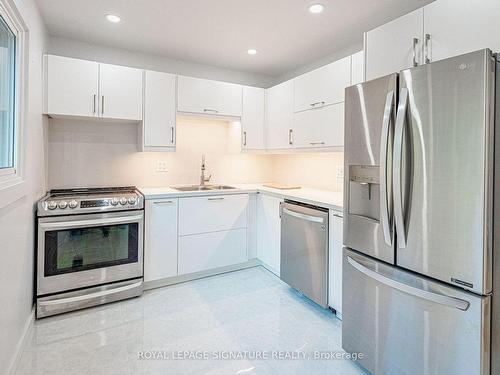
[336,166,344,179]
[156,160,168,173]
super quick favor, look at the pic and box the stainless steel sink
[171,184,236,192]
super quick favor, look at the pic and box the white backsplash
[47,117,343,191]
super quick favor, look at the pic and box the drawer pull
[154,200,174,205]
[310,142,325,146]
[208,197,225,201]
[310,101,325,108]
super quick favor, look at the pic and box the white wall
[48,36,276,88]
[0,0,47,374]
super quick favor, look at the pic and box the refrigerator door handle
[347,256,470,311]
[380,90,394,246]
[393,87,408,248]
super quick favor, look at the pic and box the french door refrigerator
[342,49,499,375]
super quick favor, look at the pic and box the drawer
[178,228,247,274]
[179,194,249,236]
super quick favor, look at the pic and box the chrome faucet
[200,154,212,186]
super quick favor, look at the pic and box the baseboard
[258,260,280,277]
[144,259,260,291]
[7,306,35,375]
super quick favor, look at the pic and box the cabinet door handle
[288,129,294,145]
[153,200,174,205]
[310,142,325,146]
[243,131,247,146]
[424,33,431,64]
[101,95,105,115]
[412,37,419,67]
[310,101,325,108]
[208,197,224,201]
[170,126,175,144]
[203,109,219,114]
[92,94,96,114]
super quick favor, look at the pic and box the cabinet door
[365,8,424,80]
[177,76,242,117]
[350,51,364,85]
[424,0,500,64]
[143,70,176,150]
[292,102,344,149]
[45,55,98,117]
[256,194,282,276]
[241,86,265,150]
[294,56,351,112]
[98,63,143,120]
[328,211,343,317]
[265,80,294,150]
[144,199,178,282]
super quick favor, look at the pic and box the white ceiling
[35,0,433,77]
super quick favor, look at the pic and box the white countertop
[139,183,343,211]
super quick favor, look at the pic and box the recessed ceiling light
[106,14,121,23]
[308,4,324,14]
[247,49,258,55]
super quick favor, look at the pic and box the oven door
[37,210,144,296]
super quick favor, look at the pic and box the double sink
[172,184,236,192]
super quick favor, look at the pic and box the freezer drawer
[281,201,328,307]
[342,248,490,375]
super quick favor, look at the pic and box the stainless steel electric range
[36,187,144,318]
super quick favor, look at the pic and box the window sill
[0,179,27,209]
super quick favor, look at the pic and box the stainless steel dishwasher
[280,200,329,307]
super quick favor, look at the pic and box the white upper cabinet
[99,63,143,121]
[44,55,143,121]
[241,86,265,150]
[44,55,99,117]
[292,102,344,149]
[424,0,500,64]
[177,76,242,117]
[143,70,177,151]
[365,8,424,80]
[265,79,294,150]
[351,51,364,85]
[293,56,351,112]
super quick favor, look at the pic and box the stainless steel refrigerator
[342,49,500,375]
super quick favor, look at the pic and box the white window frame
[0,0,28,198]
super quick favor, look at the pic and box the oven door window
[44,223,139,276]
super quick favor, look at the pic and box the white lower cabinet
[328,210,343,318]
[256,194,282,276]
[144,199,179,282]
[178,228,247,274]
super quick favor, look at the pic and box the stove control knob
[69,200,78,209]
[110,198,119,206]
[128,197,136,205]
[47,201,57,210]
[119,197,128,205]
[58,201,68,209]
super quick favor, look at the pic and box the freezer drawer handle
[347,256,470,311]
[282,207,325,224]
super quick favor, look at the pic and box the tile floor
[16,267,368,375]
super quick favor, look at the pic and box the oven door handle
[39,214,143,230]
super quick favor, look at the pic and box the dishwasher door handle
[282,207,325,224]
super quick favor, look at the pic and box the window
[0,13,16,175]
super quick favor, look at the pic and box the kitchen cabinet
[142,70,177,151]
[177,75,242,117]
[350,51,364,84]
[99,63,143,121]
[265,80,294,150]
[256,194,282,276]
[328,210,343,318]
[292,103,344,149]
[144,199,179,282]
[424,0,500,64]
[178,194,248,236]
[44,55,98,117]
[178,228,247,274]
[364,8,423,80]
[241,86,265,150]
[43,55,143,121]
[293,56,350,113]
